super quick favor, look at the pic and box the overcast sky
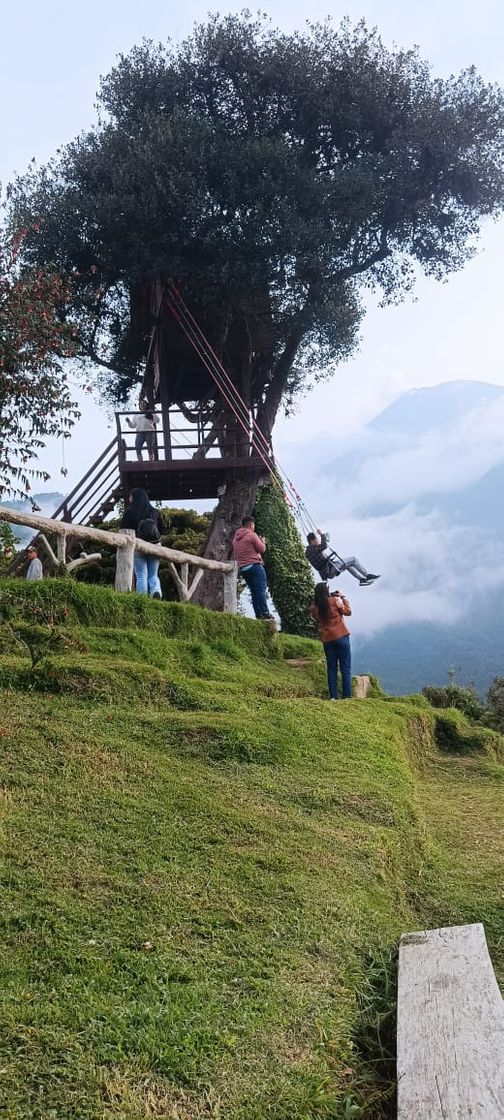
[2,0,504,486]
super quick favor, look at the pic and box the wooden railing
[116,410,266,465]
[51,436,121,524]
[0,506,237,611]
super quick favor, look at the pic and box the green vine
[254,481,316,637]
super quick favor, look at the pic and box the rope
[168,283,275,465]
[165,287,280,485]
[164,282,335,549]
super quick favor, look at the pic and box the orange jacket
[310,595,351,643]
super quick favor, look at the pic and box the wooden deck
[120,456,266,501]
[397,923,504,1118]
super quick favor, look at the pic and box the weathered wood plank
[397,923,504,1119]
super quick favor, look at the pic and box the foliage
[254,480,316,636]
[422,683,487,722]
[0,227,79,500]
[486,675,504,731]
[0,521,18,576]
[9,15,504,438]
[0,581,503,1117]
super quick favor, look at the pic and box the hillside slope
[0,582,503,1119]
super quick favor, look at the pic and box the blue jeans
[134,553,161,596]
[240,563,269,618]
[323,635,352,699]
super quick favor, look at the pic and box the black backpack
[137,516,161,543]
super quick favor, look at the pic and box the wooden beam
[37,534,59,567]
[57,535,66,565]
[66,553,102,574]
[397,923,504,1118]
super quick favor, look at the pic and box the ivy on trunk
[254,481,316,637]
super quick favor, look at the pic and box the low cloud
[290,392,504,636]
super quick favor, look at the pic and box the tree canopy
[10,14,504,437]
[0,228,78,501]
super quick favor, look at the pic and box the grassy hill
[0,581,503,1119]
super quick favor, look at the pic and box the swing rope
[165,283,328,545]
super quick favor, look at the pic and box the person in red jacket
[232,515,274,620]
[310,582,352,699]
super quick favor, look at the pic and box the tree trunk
[193,470,268,610]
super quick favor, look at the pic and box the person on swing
[305,530,379,587]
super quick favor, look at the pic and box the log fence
[0,506,237,611]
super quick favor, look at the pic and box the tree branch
[336,227,391,282]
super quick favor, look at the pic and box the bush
[422,684,487,723]
[487,676,504,730]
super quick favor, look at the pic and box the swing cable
[165,283,341,555]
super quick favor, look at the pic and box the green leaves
[254,480,316,637]
[8,14,504,431]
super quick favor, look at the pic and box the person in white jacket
[25,545,43,580]
[126,401,160,462]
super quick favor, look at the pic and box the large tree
[9,14,504,591]
[0,227,78,501]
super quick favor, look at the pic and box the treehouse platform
[49,409,273,527]
[117,410,271,502]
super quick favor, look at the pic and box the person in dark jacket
[305,531,379,587]
[310,582,352,699]
[120,487,163,597]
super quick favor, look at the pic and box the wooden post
[57,535,67,565]
[223,563,238,614]
[115,529,135,592]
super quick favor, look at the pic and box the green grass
[0,581,503,1119]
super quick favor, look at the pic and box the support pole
[186,567,204,601]
[57,535,66,565]
[180,562,189,593]
[168,561,189,601]
[223,563,238,614]
[115,529,135,592]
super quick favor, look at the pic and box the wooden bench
[397,923,504,1118]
